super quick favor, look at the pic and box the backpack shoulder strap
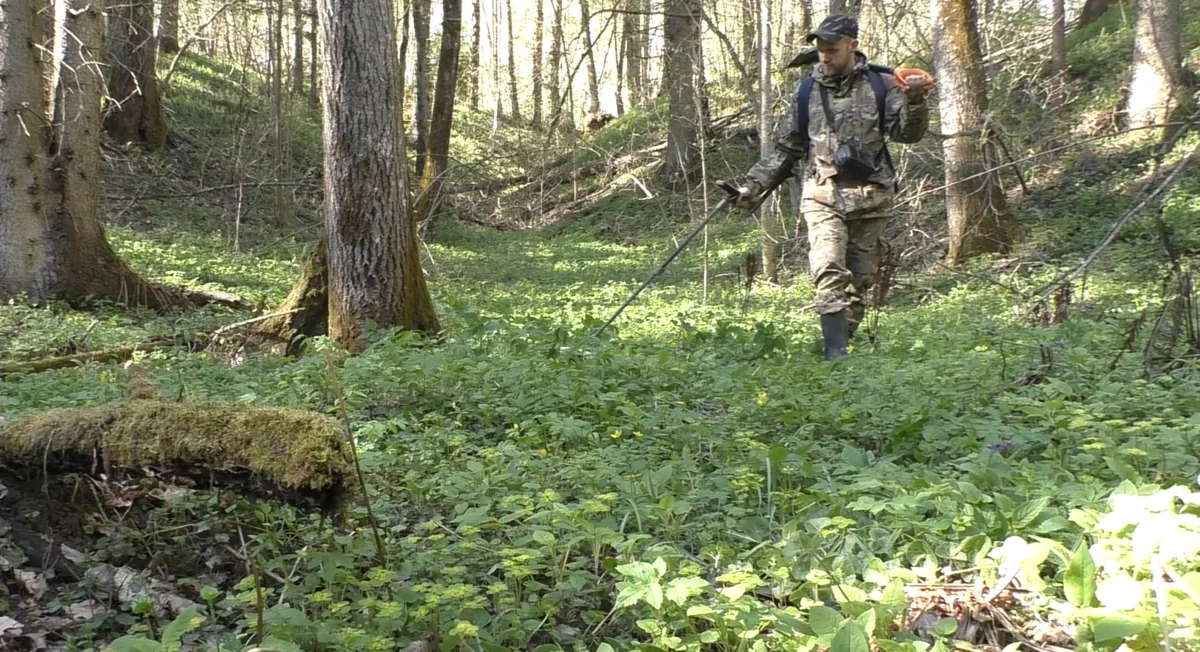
[866,69,898,190]
[795,76,816,154]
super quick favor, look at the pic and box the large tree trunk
[1051,0,1067,76]
[1,0,175,309]
[470,0,481,111]
[248,238,329,356]
[660,0,702,190]
[533,0,544,125]
[506,0,521,120]
[413,0,433,176]
[105,0,168,150]
[549,0,564,128]
[309,0,318,107]
[580,0,601,115]
[1076,0,1115,27]
[415,0,464,223]
[1123,0,1184,130]
[623,0,644,108]
[158,0,180,52]
[932,0,1020,265]
[316,0,440,346]
[742,0,757,115]
[614,12,627,116]
[292,0,305,93]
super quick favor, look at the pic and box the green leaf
[645,582,664,610]
[832,584,868,605]
[466,460,485,473]
[532,530,557,545]
[699,630,720,644]
[863,558,889,586]
[258,636,304,652]
[665,576,709,606]
[855,607,877,636]
[830,621,870,652]
[532,646,564,652]
[1064,544,1097,607]
[932,617,958,637]
[637,619,664,636]
[160,605,205,651]
[881,579,907,611]
[1105,456,1141,484]
[1092,616,1146,642]
[686,605,715,617]
[769,444,787,466]
[596,644,616,652]
[809,605,843,636]
[1012,496,1051,530]
[105,637,163,652]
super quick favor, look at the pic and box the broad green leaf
[1092,616,1146,642]
[637,619,663,636]
[1012,496,1051,530]
[1105,456,1141,484]
[532,646,564,652]
[932,617,958,637]
[855,607,877,636]
[532,530,557,545]
[646,582,664,610]
[652,557,667,577]
[830,621,870,652]
[665,576,709,606]
[1064,544,1096,607]
[832,584,868,605]
[699,630,721,644]
[258,636,304,652]
[105,637,162,652]
[160,605,205,651]
[809,605,843,636]
[466,460,485,473]
[686,605,715,617]
[863,558,889,586]
[596,644,616,652]
[769,444,787,466]
[881,579,907,611]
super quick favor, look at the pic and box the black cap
[805,14,858,43]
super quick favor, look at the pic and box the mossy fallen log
[0,375,353,510]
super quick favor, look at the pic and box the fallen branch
[0,339,191,377]
[181,286,258,311]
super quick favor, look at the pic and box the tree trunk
[1,0,175,309]
[660,0,702,190]
[533,0,544,125]
[309,0,318,107]
[293,0,305,93]
[471,0,481,111]
[758,0,779,283]
[549,0,564,128]
[828,0,863,17]
[932,0,1020,265]
[1077,0,1115,27]
[580,0,601,115]
[248,238,329,356]
[270,0,292,227]
[492,0,503,124]
[158,0,179,52]
[506,0,521,120]
[623,0,643,108]
[413,0,432,176]
[742,0,757,115]
[316,0,440,346]
[414,0,464,223]
[615,9,626,116]
[1051,0,1067,76]
[1124,0,1184,130]
[105,0,168,150]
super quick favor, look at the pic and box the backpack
[794,64,897,190]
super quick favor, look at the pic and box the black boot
[819,311,849,360]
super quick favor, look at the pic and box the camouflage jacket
[746,53,929,215]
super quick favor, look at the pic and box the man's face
[816,37,857,76]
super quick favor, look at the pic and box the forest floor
[2,6,1200,651]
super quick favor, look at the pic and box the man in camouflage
[736,14,931,360]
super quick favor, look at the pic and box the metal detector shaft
[592,197,734,337]
[592,178,783,338]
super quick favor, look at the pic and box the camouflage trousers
[801,200,889,329]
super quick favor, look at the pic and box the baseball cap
[805,14,858,43]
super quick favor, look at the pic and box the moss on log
[0,378,353,506]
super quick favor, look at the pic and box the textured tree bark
[742,0,757,115]
[828,0,863,17]
[1124,0,1184,130]
[506,0,522,120]
[308,0,318,107]
[580,0,601,114]
[105,0,168,150]
[292,0,305,93]
[248,238,329,356]
[614,13,627,116]
[932,0,1020,265]
[416,0,464,224]
[758,0,779,284]
[158,0,180,52]
[660,0,702,190]
[470,0,481,111]
[413,0,433,176]
[623,0,643,108]
[316,0,440,346]
[533,0,545,125]
[1051,0,1067,76]
[1076,0,1115,27]
[549,0,564,127]
[0,0,176,309]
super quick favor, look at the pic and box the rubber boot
[819,311,850,360]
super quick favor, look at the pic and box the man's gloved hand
[735,181,762,210]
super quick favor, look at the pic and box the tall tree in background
[316,0,439,346]
[581,0,601,114]
[1,0,174,309]
[533,0,545,125]
[506,0,522,120]
[758,0,780,283]
[742,0,757,114]
[614,9,626,115]
[1051,0,1067,76]
[828,0,863,17]
[492,0,503,124]
[1124,0,1185,130]
[623,0,644,108]
[158,0,179,52]
[293,0,305,93]
[414,0,433,176]
[660,0,702,189]
[549,0,565,128]
[105,0,168,149]
[309,0,318,106]
[932,0,1020,265]
[416,0,464,220]
[471,0,482,111]
[269,0,292,226]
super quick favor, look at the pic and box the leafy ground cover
[2,10,1200,652]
